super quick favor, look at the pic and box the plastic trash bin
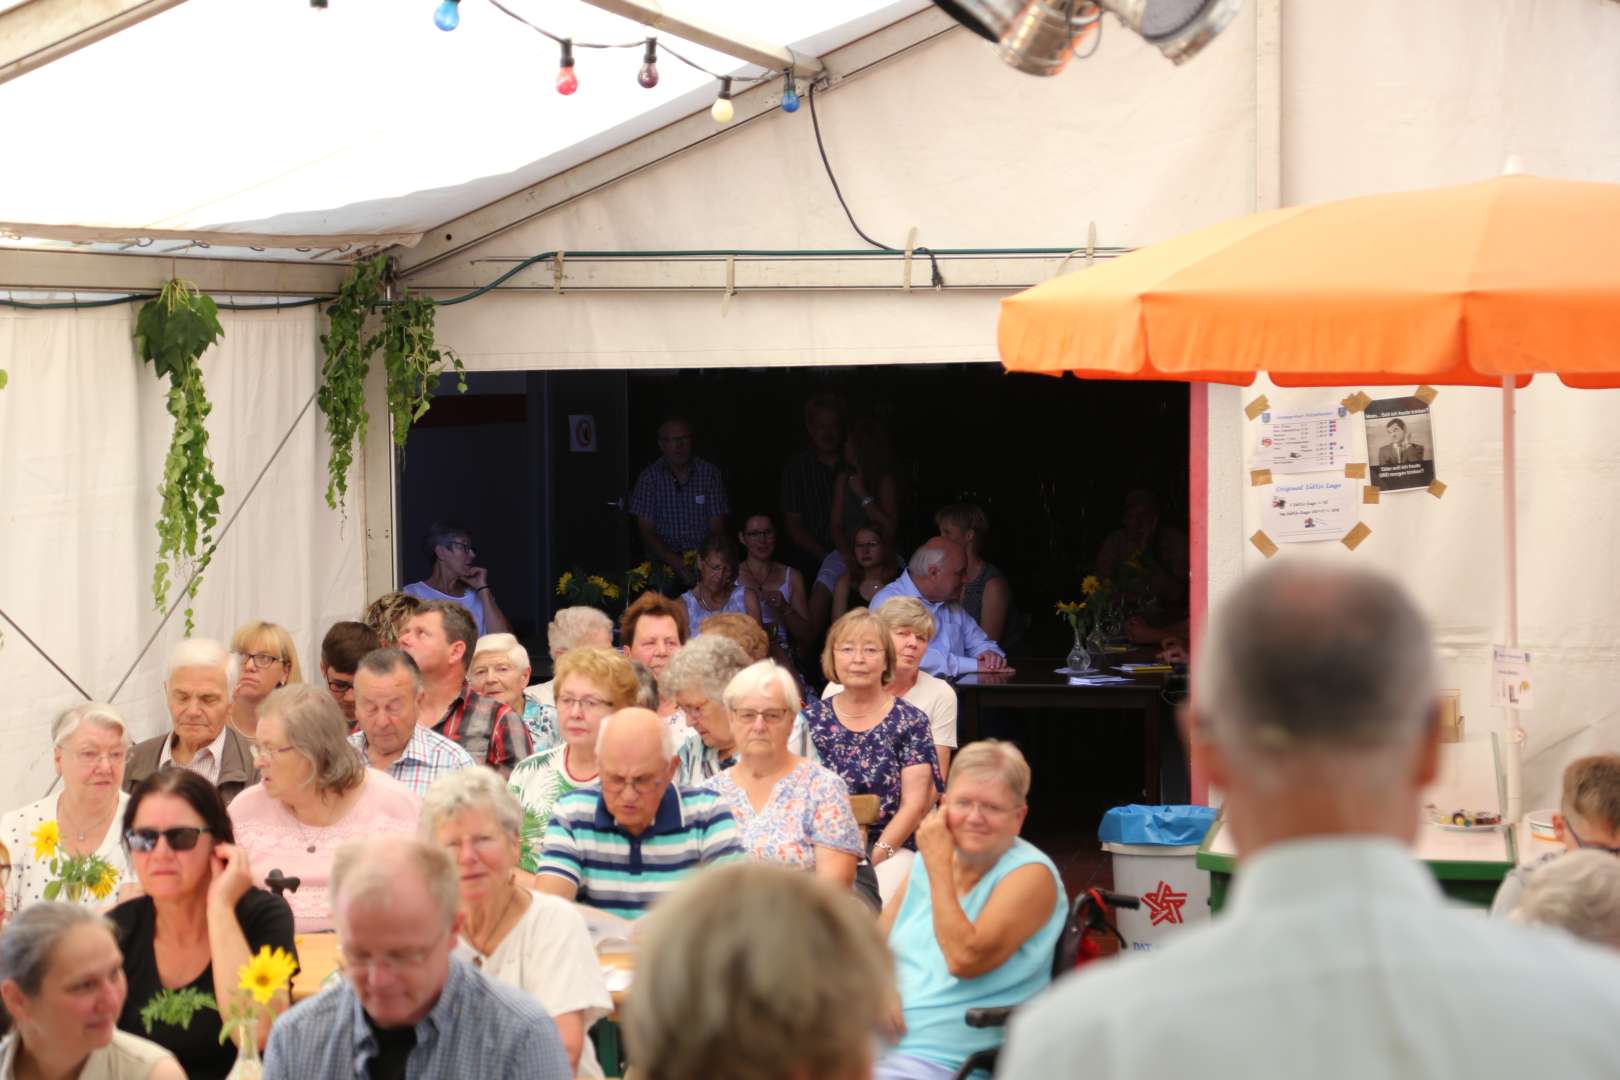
[1099,804,1218,952]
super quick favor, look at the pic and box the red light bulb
[556,65,578,95]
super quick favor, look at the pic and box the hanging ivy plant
[133,279,225,635]
[317,256,465,511]
[316,255,386,511]
[381,294,467,448]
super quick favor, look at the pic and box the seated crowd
[6,522,1620,1076]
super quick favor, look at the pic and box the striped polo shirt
[538,785,743,919]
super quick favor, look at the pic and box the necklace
[58,796,116,845]
[466,884,522,966]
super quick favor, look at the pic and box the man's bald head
[1193,561,1437,763]
[911,536,968,603]
[597,708,681,835]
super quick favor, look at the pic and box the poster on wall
[1262,475,1358,543]
[1255,405,1352,474]
[1365,396,1437,492]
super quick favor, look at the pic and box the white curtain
[0,303,364,812]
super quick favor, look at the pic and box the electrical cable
[807,81,943,288]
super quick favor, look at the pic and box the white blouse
[0,792,132,914]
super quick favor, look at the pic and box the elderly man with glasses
[534,708,743,919]
[124,638,259,806]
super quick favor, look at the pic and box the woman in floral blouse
[803,609,942,901]
[705,661,861,887]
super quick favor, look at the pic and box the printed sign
[1262,475,1358,544]
[1256,406,1352,474]
[1365,396,1437,492]
[1492,646,1533,709]
[568,414,596,453]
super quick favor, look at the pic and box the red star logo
[1141,880,1188,926]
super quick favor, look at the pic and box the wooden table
[954,657,1179,803]
[291,932,340,1003]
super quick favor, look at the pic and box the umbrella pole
[1502,375,1525,825]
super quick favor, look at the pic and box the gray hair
[331,835,459,929]
[625,863,894,1080]
[473,633,530,672]
[0,904,114,996]
[356,647,422,694]
[1193,563,1437,756]
[662,636,751,704]
[721,660,802,715]
[259,684,367,797]
[598,709,682,760]
[875,595,936,642]
[420,767,524,842]
[947,739,1030,805]
[909,544,949,578]
[51,702,130,749]
[165,638,239,698]
[1513,850,1620,949]
[628,661,661,710]
[548,606,615,659]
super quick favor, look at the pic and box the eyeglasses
[249,742,302,763]
[558,694,612,713]
[834,644,884,660]
[945,796,1018,820]
[326,676,356,696]
[447,540,476,555]
[239,652,285,670]
[743,528,775,539]
[734,708,792,726]
[126,827,212,853]
[601,774,665,794]
[339,929,449,975]
[1565,820,1620,856]
[71,749,128,768]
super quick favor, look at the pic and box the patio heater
[934,0,1240,73]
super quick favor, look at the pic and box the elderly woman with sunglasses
[228,684,420,933]
[1,703,135,913]
[109,769,296,1080]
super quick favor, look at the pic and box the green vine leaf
[317,257,465,512]
[0,369,9,389]
[134,279,224,635]
[140,987,218,1034]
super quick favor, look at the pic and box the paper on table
[578,903,638,954]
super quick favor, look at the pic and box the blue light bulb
[780,72,800,113]
[433,0,460,31]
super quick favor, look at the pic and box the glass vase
[1066,627,1094,673]
[226,1035,262,1080]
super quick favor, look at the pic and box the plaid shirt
[780,448,839,553]
[348,725,475,798]
[628,456,730,553]
[432,682,532,778]
[262,956,571,1080]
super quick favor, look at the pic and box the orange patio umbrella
[998,169,1620,820]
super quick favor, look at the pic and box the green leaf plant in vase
[1055,574,1111,674]
[142,945,298,1079]
[624,560,682,601]
[555,570,623,611]
[30,821,120,902]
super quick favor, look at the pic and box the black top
[110,888,297,1080]
[366,1016,418,1080]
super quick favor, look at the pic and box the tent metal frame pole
[574,0,823,77]
[0,0,188,85]
[1502,374,1525,825]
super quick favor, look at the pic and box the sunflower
[1081,575,1102,596]
[30,820,60,860]
[89,864,119,900]
[633,561,653,576]
[239,946,299,1005]
[555,571,574,596]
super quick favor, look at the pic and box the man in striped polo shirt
[536,708,742,918]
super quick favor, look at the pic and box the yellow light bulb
[711,96,734,124]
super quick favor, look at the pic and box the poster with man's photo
[1365,396,1437,492]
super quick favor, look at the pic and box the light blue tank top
[681,585,748,634]
[889,837,1067,1069]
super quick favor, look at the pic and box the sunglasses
[126,827,213,853]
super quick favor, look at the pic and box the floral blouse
[802,695,942,849]
[705,761,863,871]
[521,699,561,754]
[509,744,598,873]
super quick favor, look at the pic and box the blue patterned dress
[803,695,942,849]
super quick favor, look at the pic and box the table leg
[960,688,980,745]
[1144,692,1163,804]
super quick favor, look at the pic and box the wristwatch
[860,495,876,508]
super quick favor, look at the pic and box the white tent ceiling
[0,0,928,259]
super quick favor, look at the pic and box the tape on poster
[1341,391,1372,414]
[1250,530,1279,558]
[1344,462,1367,479]
[1414,385,1439,404]
[1250,468,1273,486]
[1245,395,1271,421]
[1428,479,1448,498]
[1341,522,1372,551]
[1363,485,1380,504]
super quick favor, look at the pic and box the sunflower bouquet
[30,820,120,903]
[1055,575,1120,644]
[556,569,623,608]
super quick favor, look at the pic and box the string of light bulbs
[417,0,801,121]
